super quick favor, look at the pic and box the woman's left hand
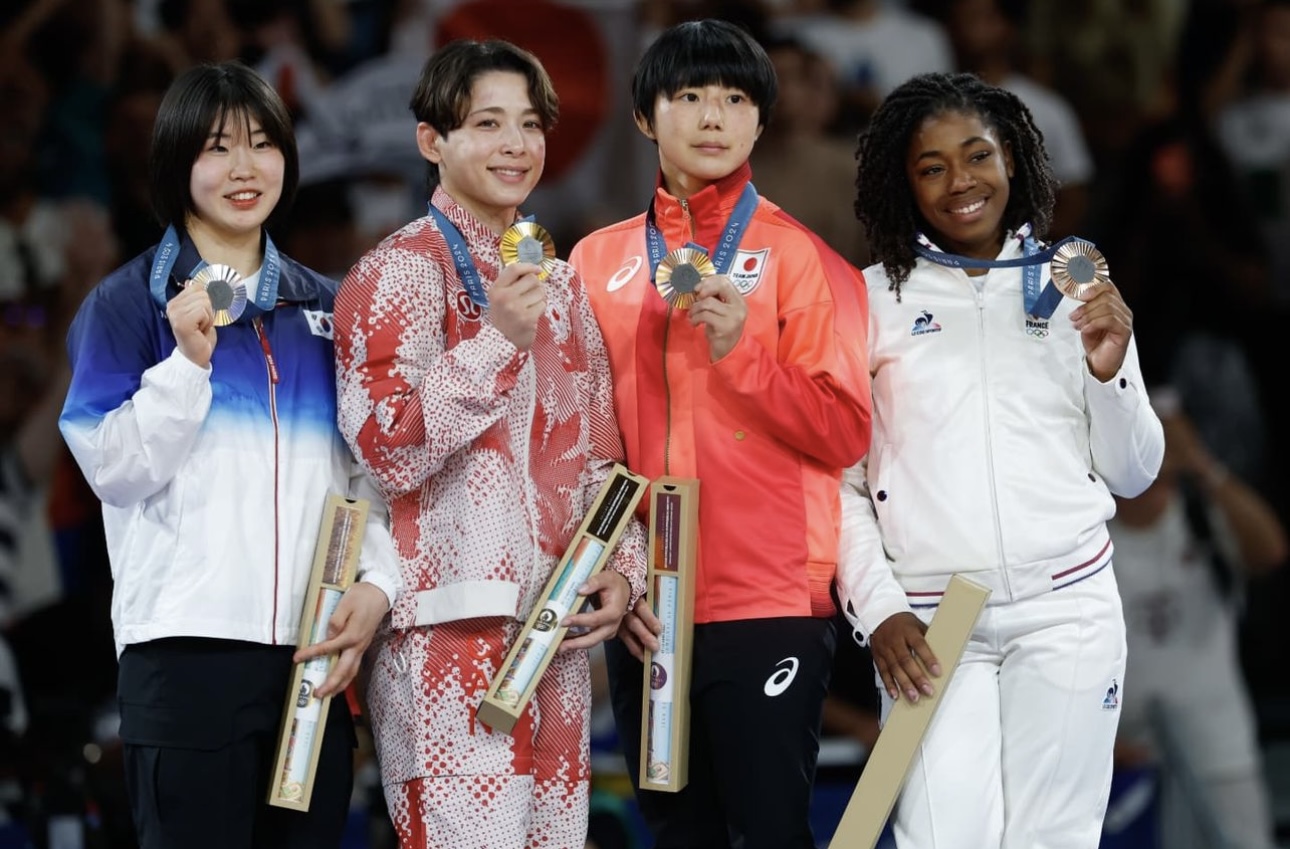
[559,570,633,653]
[293,582,391,698]
[1071,280,1133,382]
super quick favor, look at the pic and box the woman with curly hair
[838,71,1164,848]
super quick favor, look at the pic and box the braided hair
[854,72,1057,300]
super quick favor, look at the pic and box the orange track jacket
[569,164,872,623]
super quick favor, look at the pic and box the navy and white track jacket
[60,235,400,655]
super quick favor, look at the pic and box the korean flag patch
[303,310,334,340]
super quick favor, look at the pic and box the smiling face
[186,111,284,249]
[639,83,763,200]
[906,109,1014,260]
[417,70,545,234]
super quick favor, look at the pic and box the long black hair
[854,72,1056,297]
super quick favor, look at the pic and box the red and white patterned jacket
[334,188,647,630]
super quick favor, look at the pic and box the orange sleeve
[711,222,872,469]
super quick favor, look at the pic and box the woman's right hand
[167,283,217,368]
[870,611,942,703]
[617,596,662,662]
[489,261,546,351]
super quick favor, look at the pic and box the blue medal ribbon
[646,182,759,282]
[428,202,529,310]
[914,228,1079,320]
[149,224,281,314]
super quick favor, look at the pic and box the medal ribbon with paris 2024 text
[913,224,1078,319]
[645,183,759,284]
[149,224,281,314]
[428,202,542,309]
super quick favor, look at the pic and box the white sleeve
[61,348,212,509]
[350,463,402,609]
[836,459,913,643]
[1084,334,1165,498]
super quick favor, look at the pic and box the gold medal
[1050,240,1110,302]
[654,247,716,309]
[500,221,557,280]
[189,263,248,326]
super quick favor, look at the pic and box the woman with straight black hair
[59,61,401,849]
[571,19,872,849]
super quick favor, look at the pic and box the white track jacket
[60,241,401,656]
[837,234,1164,637]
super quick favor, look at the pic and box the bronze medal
[1051,240,1110,301]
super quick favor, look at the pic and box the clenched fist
[167,282,217,368]
[490,261,546,351]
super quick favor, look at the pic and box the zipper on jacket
[974,288,1014,600]
[680,198,695,238]
[254,317,283,641]
[662,198,695,475]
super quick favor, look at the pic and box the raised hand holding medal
[646,183,760,360]
[188,263,249,326]
[655,245,716,309]
[687,270,749,361]
[150,223,284,368]
[1050,240,1110,302]
[1035,236,1132,380]
[492,218,554,351]
[425,203,553,351]
[500,220,558,280]
[1062,240,1135,381]
[915,228,1133,380]
[166,279,219,368]
[654,245,748,360]
[165,264,246,369]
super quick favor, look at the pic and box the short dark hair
[409,39,559,194]
[854,71,1057,296]
[148,61,298,231]
[632,19,777,133]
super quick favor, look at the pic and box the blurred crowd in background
[4,0,1290,846]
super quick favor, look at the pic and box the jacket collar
[918,227,1027,265]
[650,162,754,252]
[430,185,511,267]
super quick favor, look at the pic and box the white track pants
[883,566,1127,849]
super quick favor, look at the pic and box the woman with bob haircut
[59,61,401,849]
[570,18,872,849]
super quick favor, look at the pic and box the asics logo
[764,657,800,697]
[607,256,643,292]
